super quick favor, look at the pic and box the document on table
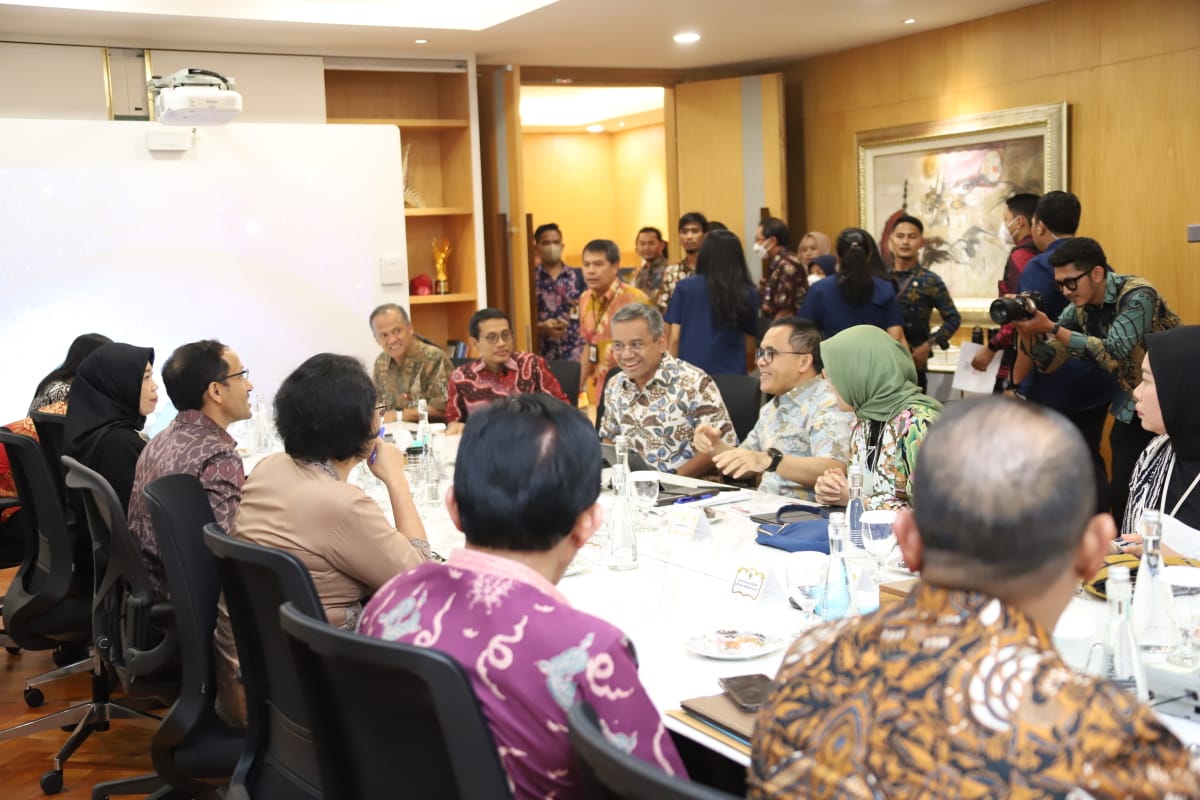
[951,343,1000,394]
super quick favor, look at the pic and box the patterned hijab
[64,342,154,464]
[822,325,942,423]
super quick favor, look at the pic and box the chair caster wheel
[5,646,19,655]
[24,687,44,707]
[41,769,64,794]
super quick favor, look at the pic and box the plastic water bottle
[606,485,638,571]
[416,398,432,446]
[1088,566,1149,701]
[816,513,857,621]
[404,443,427,503]
[1131,510,1178,654]
[846,465,865,551]
[610,434,631,496]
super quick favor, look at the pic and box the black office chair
[567,701,741,800]
[0,431,93,707]
[549,359,582,408]
[203,525,326,799]
[278,602,513,800]
[92,476,243,800]
[711,374,761,443]
[29,411,69,497]
[451,356,474,369]
[593,365,623,433]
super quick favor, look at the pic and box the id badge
[588,343,599,364]
[568,302,580,321]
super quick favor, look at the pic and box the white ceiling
[2,0,1048,70]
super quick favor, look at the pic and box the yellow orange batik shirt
[750,582,1200,800]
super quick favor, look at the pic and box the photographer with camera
[1014,235,1180,524]
[1010,191,1118,514]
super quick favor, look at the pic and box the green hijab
[822,325,943,422]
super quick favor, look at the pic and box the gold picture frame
[857,102,1068,325]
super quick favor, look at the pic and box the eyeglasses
[374,404,388,416]
[610,340,650,354]
[221,369,249,382]
[481,330,513,345]
[1054,271,1092,292]
[755,347,807,365]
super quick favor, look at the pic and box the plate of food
[685,630,785,660]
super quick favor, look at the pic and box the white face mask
[998,220,1014,247]
[808,272,823,286]
[540,243,564,263]
[752,241,770,258]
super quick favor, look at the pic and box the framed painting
[857,102,1068,324]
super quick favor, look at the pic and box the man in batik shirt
[533,222,586,362]
[751,398,1200,799]
[631,226,669,306]
[888,213,960,391]
[655,211,707,315]
[755,217,808,321]
[359,394,686,798]
[694,318,851,500]
[445,308,567,433]
[598,303,735,476]
[127,339,252,599]
[370,303,453,422]
[578,239,649,406]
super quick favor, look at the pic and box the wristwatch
[766,448,784,473]
[1049,322,1061,337]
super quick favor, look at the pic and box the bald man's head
[912,398,1096,581]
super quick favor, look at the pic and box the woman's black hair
[33,333,113,398]
[695,229,756,327]
[275,353,377,463]
[835,228,885,307]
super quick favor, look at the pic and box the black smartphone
[718,673,774,712]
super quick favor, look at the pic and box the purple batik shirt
[358,548,686,798]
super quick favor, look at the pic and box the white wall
[0,43,109,120]
[0,118,409,421]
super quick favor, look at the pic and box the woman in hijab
[64,342,158,511]
[1120,326,1200,556]
[798,230,832,271]
[814,325,941,510]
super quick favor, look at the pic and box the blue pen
[368,425,385,465]
[675,492,715,504]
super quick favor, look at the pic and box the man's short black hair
[637,226,664,241]
[1033,191,1081,236]
[893,213,924,234]
[583,239,620,265]
[760,217,791,249]
[912,397,1096,579]
[533,223,561,243]
[162,339,229,411]
[454,394,602,552]
[678,212,708,232]
[768,317,824,372]
[1048,236,1110,273]
[469,308,510,340]
[276,353,376,462]
[1005,193,1039,224]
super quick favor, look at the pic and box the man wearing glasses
[369,303,453,423]
[693,318,852,499]
[598,303,735,477]
[127,339,253,600]
[445,309,568,435]
[1015,235,1180,524]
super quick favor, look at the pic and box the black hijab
[64,342,155,465]
[1147,326,1200,524]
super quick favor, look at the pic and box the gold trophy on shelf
[432,237,452,295]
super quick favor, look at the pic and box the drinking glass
[628,471,660,532]
[860,509,898,583]
[1163,566,1200,668]
[785,551,829,625]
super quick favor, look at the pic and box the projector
[148,68,242,126]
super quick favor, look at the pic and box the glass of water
[860,509,898,583]
[627,471,660,532]
[785,551,829,625]
[1164,566,1200,668]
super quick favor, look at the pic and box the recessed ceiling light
[586,124,604,133]
[553,77,574,85]
[903,18,916,24]
[617,122,625,128]
[673,32,701,44]
[415,38,429,44]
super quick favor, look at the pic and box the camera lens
[990,297,1024,325]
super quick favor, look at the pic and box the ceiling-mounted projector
[147,68,242,125]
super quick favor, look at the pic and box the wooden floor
[0,567,155,800]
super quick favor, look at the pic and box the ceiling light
[415,38,429,44]
[903,18,916,24]
[586,124,604,133]
[553,78,574,85]
[617,122,625,128]
[673,32,701,44]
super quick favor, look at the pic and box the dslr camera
[990,291,1044,324]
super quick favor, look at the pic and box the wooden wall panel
[522,132,617,263]
[612,124,669,256]
[675,77,744,236]
[783,0,1200,322]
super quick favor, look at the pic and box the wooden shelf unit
[324,66,485,350]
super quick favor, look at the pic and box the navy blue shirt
[798,277,904,339]
[1017,239,1117,411]
[664,275,758,376]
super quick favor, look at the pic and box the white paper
[951,343,1000,394]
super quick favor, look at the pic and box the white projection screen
[0,118,410,427]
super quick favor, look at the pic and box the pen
[675,492,716,504]
[368,425,385,465]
